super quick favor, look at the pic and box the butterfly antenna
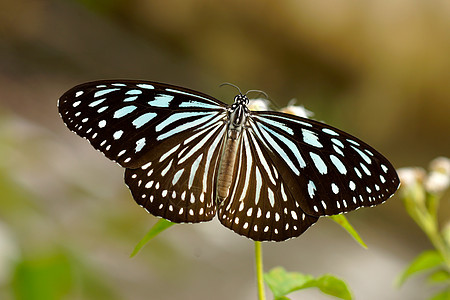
[219,82,242,95]
[245,89,269,100]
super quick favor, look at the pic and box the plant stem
[255,241,266,300]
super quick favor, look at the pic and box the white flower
[429,156,450,175]
[397,167,427,205]
[279,99,314,118]
[248,98,270,111]
[425,157,450,194]
[397,167,426,188]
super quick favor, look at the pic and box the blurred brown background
[0,0,449,299]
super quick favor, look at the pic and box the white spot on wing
[331,183,339,194]
[98,120,106,128]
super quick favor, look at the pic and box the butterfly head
[229,94,250,129]
[234,93,249,105]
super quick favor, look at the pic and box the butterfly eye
[58,80,399,241]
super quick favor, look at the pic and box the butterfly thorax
[217,94,250,202]
[228,94,249,131]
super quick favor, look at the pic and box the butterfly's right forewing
[58,80,228,169]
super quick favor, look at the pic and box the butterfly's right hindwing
[58,80,228,169]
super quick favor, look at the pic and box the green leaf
[130,218,175,257]
[264,267,314,298]
[264,267,352,300]
[329,215,367,249]
[396,250,444,287]
[427,269,450,284]
[12,251,73,300]
[430,288,450,300]
[306,274,353,300]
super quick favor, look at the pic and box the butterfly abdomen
[217,99,248,202]
[217,129,241,201]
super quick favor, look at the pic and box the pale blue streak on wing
[135,137,146,152]
[157,113,218,141]
[124,96,138,102]
[331,138,344,148]
[302,128,323,148]
[308,180,316,198]
[188,154,203,189]
[136,83,154,89]
[97,106,108,113]
[94,88,120,98]
[89,98,106,107]
[172,169,184,185]
[189,113,227,135]
[155,111,214,131]
[261,114,313,128]
[259,123,306,169]
[179,100,223,109]
[183,114,225,144]
[253,115,294,135]
[148,94,175,107]
[310,152,327,175]
[351,145,372,164]
[114,105,137,118]
[330,155,347,174]
[322,128,339,136]
[178,123,222,165]
[165,88,221,106]
[132,112,157,129]
[125,89,142,95]
[252,123,301,176]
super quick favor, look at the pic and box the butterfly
[58,80,400,241]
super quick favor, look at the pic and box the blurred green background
[0,0,449,299]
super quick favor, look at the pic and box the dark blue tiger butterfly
[58,80,400,241]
